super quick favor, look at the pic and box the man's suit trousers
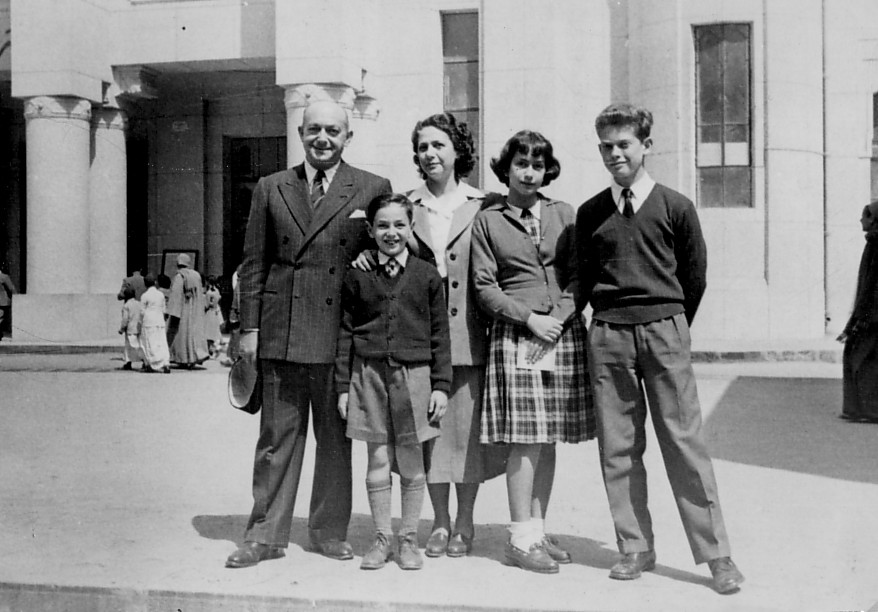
[244,360,352,547]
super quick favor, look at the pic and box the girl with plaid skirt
[470,130,595,574]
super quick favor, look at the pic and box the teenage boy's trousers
[586,313,731,564]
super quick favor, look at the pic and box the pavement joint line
[0,581,587,612]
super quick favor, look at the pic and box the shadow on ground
[192,513,712,590]
[703,376,878,484]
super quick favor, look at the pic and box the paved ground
[1,351,877,611]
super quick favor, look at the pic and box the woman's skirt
[425,365,507,483]
[480,315,595,444]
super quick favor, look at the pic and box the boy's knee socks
[399,476,426,536]
[366,479,393,537]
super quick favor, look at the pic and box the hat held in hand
[228,358,261,414]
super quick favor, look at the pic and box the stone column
[282,83,356,168]
[347,93,383,176]
[24,96,91,294]
[89,107,128,294]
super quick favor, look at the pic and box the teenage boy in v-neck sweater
[575,103,744,595]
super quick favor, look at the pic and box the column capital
[92,107,128,131]
[24,96,92,122]
[352,94,380,122]
[283,83,357,112]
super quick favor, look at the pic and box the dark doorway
[223,136,286,276]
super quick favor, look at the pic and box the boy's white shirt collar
[505,199,541,220]
[409,181,482,215]
[377,249,410,268]
[304,161,340,188]
[610,172,656,214]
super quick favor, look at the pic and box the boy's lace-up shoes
[360,533,393,570]
[396,533,424,570]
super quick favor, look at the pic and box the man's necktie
[520,208,540,248]
[311,170,326,208]
[621,188,634,219]
[384,258,400,278]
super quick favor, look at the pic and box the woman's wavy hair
[411,112,476,181]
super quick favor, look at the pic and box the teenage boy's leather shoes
[225,541,285,568]
[609,550,656,580]
[503,541,559,574]
[541,535,571,564]
[708,557,745,594]
[308,539,354,560]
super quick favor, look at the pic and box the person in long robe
[838,200,878,422]
[166,253,209,368]
[139,274,171,373]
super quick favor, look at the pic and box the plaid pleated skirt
[480,316,595,444]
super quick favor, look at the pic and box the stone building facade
[0,0,877,343]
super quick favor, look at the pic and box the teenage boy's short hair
[490,129,561,187]
[595,103,653,141]
[144,274,156,288]
[366,193,414,224]
[122,286,135,301]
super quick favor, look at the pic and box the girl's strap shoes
[424,528,449,557]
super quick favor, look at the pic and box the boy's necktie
[310,170,326,208]
[621,188,634,218]
[520,208,540,248]
[384,258,400,278]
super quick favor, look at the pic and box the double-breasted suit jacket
[238,161,392,547]
[240,162,393,363]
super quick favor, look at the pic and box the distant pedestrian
[166,254,209,368]
[0,261,14,341]
[157,274,172,316]
[221,265,242,367]
[838,200,878,422]
[117,268,146,301]
[203,275,224,358]
[575,103,743,594]
[471,130,594,575]
[336,193,452,571]
[139,274,170,374]
[118,286,143,371]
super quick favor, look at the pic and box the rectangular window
[442,11,480,186]
[694,23,752,207]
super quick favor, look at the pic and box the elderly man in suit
[226,100,392,568]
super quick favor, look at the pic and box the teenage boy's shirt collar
[304,161,340,189]
[377,249,409,269]
[610,172,656,215]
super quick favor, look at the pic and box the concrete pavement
[1,351,877,611]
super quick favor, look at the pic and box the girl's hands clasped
[526,313,563,343]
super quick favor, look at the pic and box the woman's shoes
[446,531,473,557]
[424,527,449,557]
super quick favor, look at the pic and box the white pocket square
[348,210,367,219]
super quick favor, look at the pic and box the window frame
[693,22,754,208]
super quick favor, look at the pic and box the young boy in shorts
[575,103,744,594]
[336,193,452,571]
